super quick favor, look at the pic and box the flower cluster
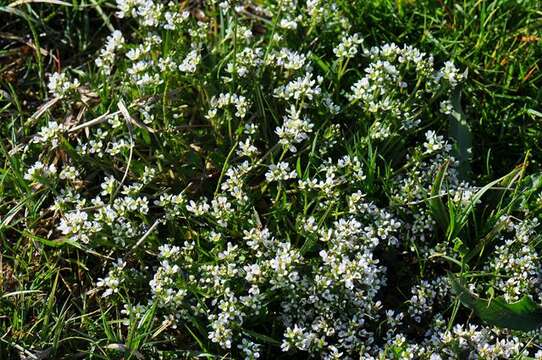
[47,72,80,98]
[18,1,542,359]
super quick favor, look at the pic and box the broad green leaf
[450,277,542,331]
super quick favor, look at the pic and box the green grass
[0,0,541,358]
[344,0,542,175]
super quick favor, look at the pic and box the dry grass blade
[2,290,42,298]
[113,100,135,199]
[8,0,72,7]
[26,97,60,124]
[68,111,119,133]
[0,33,52,57]
[130,218,161,253]
[118,100,157,133]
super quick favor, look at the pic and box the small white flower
[24,161,57,182]
[178,49,201,73]
[423,130,447,154]
[59,165,79,181]
[47,72,80,98]
[32,121,65,148]
[265,162,297,182]
[333,33,363,59]
[275,105,313,153]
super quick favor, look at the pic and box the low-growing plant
[1,0,542,359]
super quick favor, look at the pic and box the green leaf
[464,218,509,263]
[452,165,524,239]
[516,173,542,210]
[428,160,450,231]
[310,54,331,76]
[243,329,281,346]
[450,276,542,331]
[448,88,472,181]
[24,230,80,248]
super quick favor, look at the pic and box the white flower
[57,209,101,243]
[273,48,307,70]
[275,105,313,153]
[423,130,447,154]
[282,324,310,352]
[237,138,259,158]
[186,199,210,216]
[47,72,80,98]
[100,176,117,196]
[207,93,251,119]
[438,60,463,87]
[95,30,125,74]
[274,73,321,101]
[96,258,126,297]
[439,99,453,115]
[59,165,79,181]
[141,166,156,184]
[238,338,261,359]
[333,33,363,59]
[24,161,57,182]
[178,49,201,73]
[158,244,181,259]
[279,18,298,30]
[32,121,65,147]
[244,123,258,135]
[265,162,297,182]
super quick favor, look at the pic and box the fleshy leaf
[450,276,542,331]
